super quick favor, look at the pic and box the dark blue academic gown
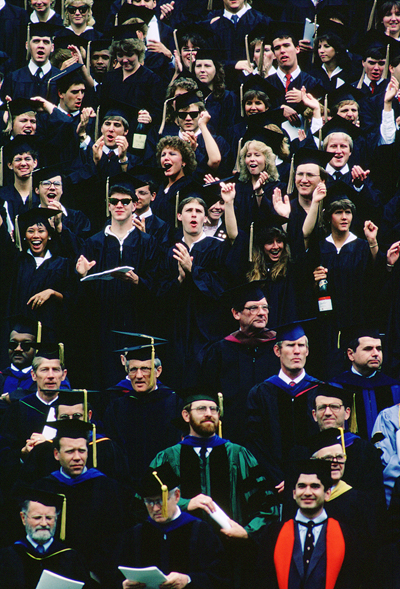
[2,65,61,103]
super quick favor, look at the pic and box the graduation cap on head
[34,337,65,365]
[241,74,282,105]
[3,98,41,119]
[326,83,365,111]
[223,280,267,310]
[28,22,63,41]
[174,22,214,50]
[15,207,58,252]
[3,134,40,163]
[315,18,350,45]
[315,114,363,144]
[90,38,112,53]
[323,180,359,208]
[8,313,38,337]
[101,97,139,127]
[177,385,219,407]
[310,427,346,456]
[105,170,138,217]
[52,418,92,441]
[267,21,304,47]
[193,47,222,64]
[141,464,180,517]
[110,22,146,41]
[242,125,286,156]
[275,318,316,343]
[293,147,333,169]
[118,3,154,25]
[128,165,162,190]
[312,381,352,407]
[113,331,168,389]
[354,29,396,84]
[174,89,205,113]
[32,163,64,189]
[53,32,89,52]
[47,62,84,99]
[16,483,67,541]
[200,175,238,210]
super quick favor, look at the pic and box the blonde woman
[62,0,101,39]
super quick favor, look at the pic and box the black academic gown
[103,384,182,486]
[201,331,279,446]
[102,513,229,589]
[0,185,40,229]
[333,370,400,440]
[0,538,93,589]
[0,3,29,69]
[246,373,320,486]
[266,71,321,110]
[2,65,61,103]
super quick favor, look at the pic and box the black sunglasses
[9,341,34,351]
[109,198,132,206]
[177,111,200,120]
[67,5,89,14]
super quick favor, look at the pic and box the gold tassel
[218,392,223,437]
[175,191,179,228]
[15,214,22,252]
[106,176,110,218]
[338,426,346,458]
[367,0,378,31]
[218,422,222,437]
[311,15,317,64]
[58,343,64,365]
[244,35,251,71]
[59,494,66,541]
[259,41,265,77]
[234,137,242,173]
[92,423,97,468]
[323,93,328,124]
[384,43,390,79]
[318,127,323,151]
[37,321,42,344]
[83,389,88,422]
[61,0,64,20]
[287,155,295,194]
[249,222,254,262]
[95,105,101,142]
[239,84,244,118]
[26,24,30,62]
[337,330,341,350]
[114,13,118,26]
[86,41,91,75]
[207,0,213,10]
[173,28,179,56]
[150,338,155,390]
[152,471,168,518]
[349,392,358,433]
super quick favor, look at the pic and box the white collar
[278,368,305,384]
[322,64,342,77]
[182,231,207,252]
[66,25,93,31]
[136,208,153,220]
[104,223,136,243]
[35,391,58,405]
[11,364,32,373]
[30,9,56,22]
[28,60,52,76]
[296,508,328,524]
[60,466,88,479]
[102,145,119,156]
[26,535,54,551]
[326,231,357,252]
[326,162,349,176]
[27,248,52,268]
[178,128,201,139]
[364,77,384,87]
[57,104,80,117]
[223,3,251,19]
[277,65,301,84]
[351,366,377,378]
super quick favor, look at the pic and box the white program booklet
[209,502,232,529]
[119,566,168,588]
[80,266,135,281]
[36,570,84,589]
[303,18,318,48]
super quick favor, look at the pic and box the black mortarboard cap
[248,22,270,45]
[140,463,180,498]
[108,171,138,198]
[53,32,89,51]
[246,108,287,128]
[275,318,316,343]
[90,38,112,53]
[242,125,286,155]
[323,180,359,207]
[53,419,91,439]
[51,62,84,88]
[17,207,57,234]
[312,381,351,407]
[110,23,145,41]
[177,385,218,406]
[8,313,37,336]
[194,47,222,63]
[129,164,164,187]
[16,483,65,511]
[175,23,214,47]
[56,389,87,408]
[310,427,345,455]
[118,3,154,25]
[201,175,238,209]
[3,134,40,162]
[29,22,63,38]
[316,19,350,44]
[339,325,382,350]
[316,114,362,143]
[5,98,41,118]
[293,147,333,169]
[34,339,64,362]
[224,280,266,309]
[267,21,304,46]
[356,28,398,57]
[32,164,64,189]
[326,83,365,110]
[101,97,140,126]
[174,89,204,112]
[242,74,282,104]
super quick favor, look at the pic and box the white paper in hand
[209,502,232,529]
[118,566,168,589]
[35,569,84,589]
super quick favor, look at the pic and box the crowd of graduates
[3,0,400,587]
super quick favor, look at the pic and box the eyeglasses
[40,180,62,188]
[58,414,84,420]
[320,454,346,464]
[190,405,220,414]
[243,304,269,314]
[67,5,89,14]
[316,404,344,413]
[9,341,34,351]
[144,494,174,508]
[109,198,132,206]
[295,172,320,179]
[128,366,151,375]
[177,111,200,120]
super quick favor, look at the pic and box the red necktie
[370,81,376,95]
[285,74,291,92]
[289,381,296,387]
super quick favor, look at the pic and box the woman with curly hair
[61,0,102,40]
[152,135,198,230]
[194,49,239,139]
[247,226,300,326]
[234,136,287,232]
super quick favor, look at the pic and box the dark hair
[379,0,400,22]
[53,431,89,451]
[313,33,347,68]
[293,468,331,492]
[272,34,298,50]
[363,46,386,61]
[57,73,85,95]
[178,196,207,214]
[243,89,270,109]
[322,198,356,232]
[109,185,136,201]
[195,58,226,100]
[180,32,206,48]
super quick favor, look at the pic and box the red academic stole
[273,519,345,589]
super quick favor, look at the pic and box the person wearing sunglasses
[62,0,101,41]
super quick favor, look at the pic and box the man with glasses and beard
[150,389,278,588]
